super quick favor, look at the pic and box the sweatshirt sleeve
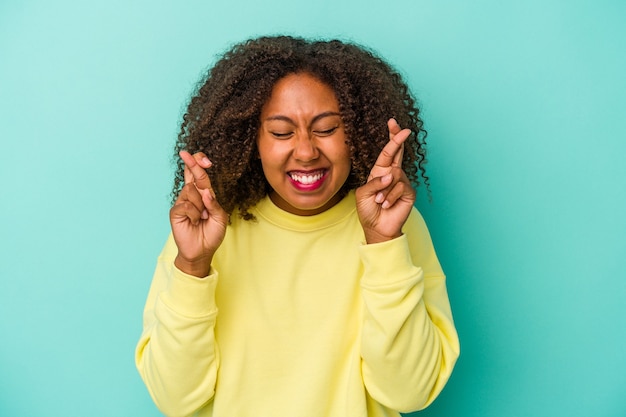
[358,208,460,412]
[135,235,220,417]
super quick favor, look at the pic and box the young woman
[136,35,459,417]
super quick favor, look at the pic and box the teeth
[290,172,324,184]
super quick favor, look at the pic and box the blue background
[1,1,624,416]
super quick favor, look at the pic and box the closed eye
[313,126,338,137]
[271,132,293,139]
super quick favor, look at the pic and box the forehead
[261,73,340,117]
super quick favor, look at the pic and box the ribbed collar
[252,190,357,232]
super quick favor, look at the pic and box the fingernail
[375,192,385,203]
[201,210,209,219]
[202,157,212,166]
[382,200,390,209]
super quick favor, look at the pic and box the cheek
[256,138,280,167]
[338,150,351,168]
[336,142,352,172]
[257,143,292,182]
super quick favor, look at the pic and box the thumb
[199,188,228,221]
[358,173,393,200]
[368,173,393,192]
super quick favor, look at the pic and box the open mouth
[288,170,325,184]
[288,169,327,189]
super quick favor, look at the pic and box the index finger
[374,128,410,168]
[180,150,213,190]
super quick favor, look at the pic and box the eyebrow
[264,111,341,125]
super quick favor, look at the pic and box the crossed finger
[180,150,213,190]
[368,118,410,181]
[387,118,406,167]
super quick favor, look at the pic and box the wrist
[363,229,403,245]
[174,254,212,278]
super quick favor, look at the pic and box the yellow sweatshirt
[136,191,459,417]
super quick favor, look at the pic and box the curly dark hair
[173,35,429,220]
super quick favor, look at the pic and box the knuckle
[381,148,394,159]
[178,201,194,211]
[173,200,196,212]
[184,182,201,195]
[195,170,209,181]
[391,167,405,178]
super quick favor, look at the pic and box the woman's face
[257,73,351,216]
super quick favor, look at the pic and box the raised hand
[355,119,416,244]
[170,151,229,277]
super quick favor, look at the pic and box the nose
[292,132,319,162]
